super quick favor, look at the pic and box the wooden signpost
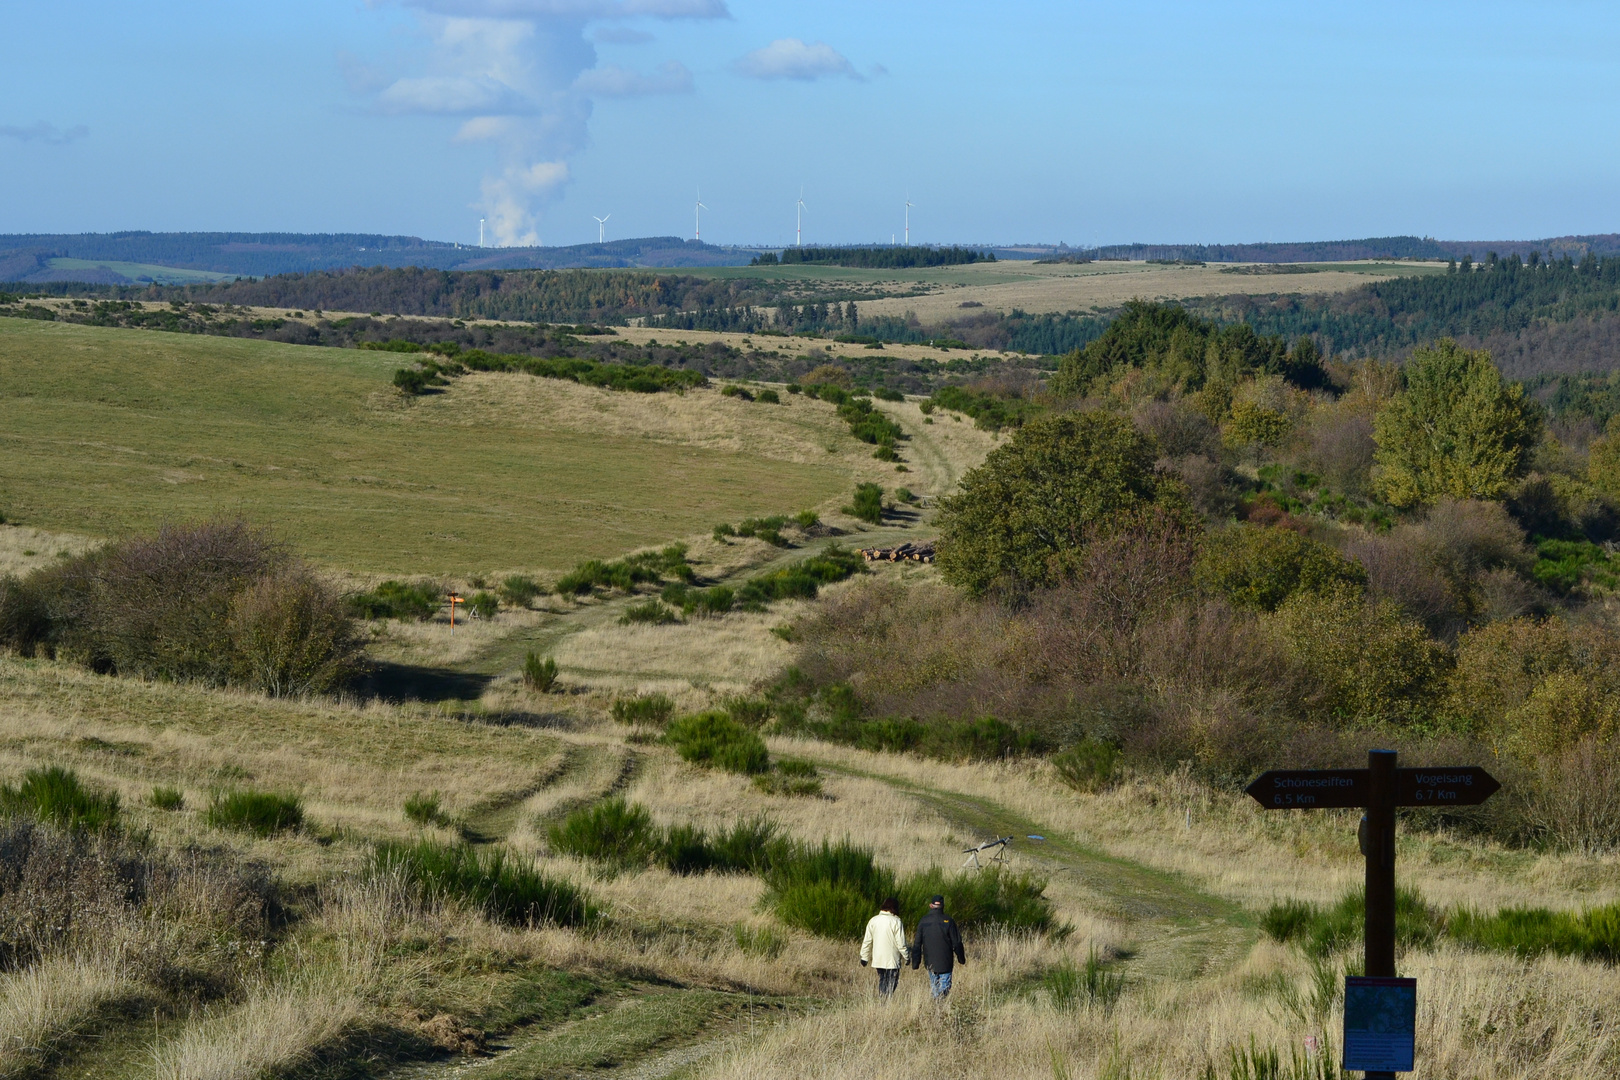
[1245,750,1500,1079]
[447,593,464,629]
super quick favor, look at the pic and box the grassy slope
[0,318,851,575]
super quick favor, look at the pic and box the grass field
[43,257,238,284]
[0,317,891,576]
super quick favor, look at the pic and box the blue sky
[3,1,1618,247]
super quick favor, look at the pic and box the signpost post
[1245,750,1499,1078]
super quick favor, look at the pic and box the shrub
[1261,886,1439,960]
[937,410,1191,595]
[757,389,781,404]
[1194,526,1367,612]
[350,579,441,621]
[724,697,773,727]
[772,879,874,939]
[753,759,824,797]
[0,766,120,831]
[523,652,559,693]
[874,387,905,402]
[898,866,1055,934]
[1447,902,1620,963]
[737,547,865,609]
[611,693,676,727]
[666,711,771,774]
[498,575,542,607]
[148,786,185,811]
[206,790,304,837]
[374,838,597,927]
[556,545,693,596]
[619,599,678,625]
[794,509,819,529]
[546,798,659,869]
[468,591,500,619]
[845,483,884,525]
[404,791,451,827]
[0,574,50,657]
[227,569,363,696]
[803,364,853,390]
[713,523,737,541]
[1052,739,1120,793]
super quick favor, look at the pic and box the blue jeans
[928,970,953,998]
[876,968,899,997]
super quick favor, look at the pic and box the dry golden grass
[552,609,798,696]
[149,976,363,1080]
[0,523,97,577]
[0,955,127,1079]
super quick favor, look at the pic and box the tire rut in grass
[458,743,632,844]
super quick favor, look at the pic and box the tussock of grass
[149,785,185,811]
[206,790,304,837]
[523,652,559,693]
[619,599,679,626]
[1448,902,1620,963]
[1045,948,1125,1011]
[373,838,597,927]
[0,766,120,831]
[403,791,451,828]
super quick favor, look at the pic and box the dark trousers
[876,967,899,997]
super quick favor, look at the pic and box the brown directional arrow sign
[1245,766,1500,810]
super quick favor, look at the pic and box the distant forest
[754,246,995,269]
[1085,233,1620,264]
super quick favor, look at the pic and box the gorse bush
[1052,739,1120,793]
[618,599,679,625]
[523,652,559,692]
[546,798,660,869]
[206,790,304,837]
[1261,886,1439,960]
[1046,949,1126,1011]
[374,838,597,927]
[1447,902,1620,963]
[498,575,542,607]
[736,546,865,609]
[752,759,823,797]
[349,579,441,621]
[665,711,771,775]
[845,483,884,525]
[0,766,120,831]
[467,591,500,619]
[610,692,675,727]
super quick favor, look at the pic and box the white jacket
[860,911,910,970]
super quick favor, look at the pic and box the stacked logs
[859,540,937,564]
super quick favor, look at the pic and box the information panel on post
[1343,976,1416,1073]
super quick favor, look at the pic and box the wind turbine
[694,188,707,242]
[904,195,913,246]
[796,187,807,248]
[593,214,610,244]
[479,218,485,247]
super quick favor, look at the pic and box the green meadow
[0,318,848,575]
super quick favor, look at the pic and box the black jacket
[910,908,965,973]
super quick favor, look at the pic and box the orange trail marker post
[447,593,463,629]
[1245,751,1499,1079]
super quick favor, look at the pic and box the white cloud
[732,38,859,81]
[574,60,691,96]
[0,121,88,145]
[361,1,724,246]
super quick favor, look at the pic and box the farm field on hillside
[0,317,929,575]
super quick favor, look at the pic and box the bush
[874,387,905,402]
[374,838,597,927]
[546,798,659,869]
[498,575,542,607]
[555,545,693,596]
[662,584,734,617]
[619,599,678,625]
[713,523,736,541]
[404,791,451,827]
[206,790,304,837]
[0,574,50,657]
[468,591,500,619]
[666,711,771,774]
[752,759,824,797]
[523,652,559,693]
[148,785,185,811]
[1052,739,1120,793]
[611,693,676,728]
[794,509,819,529]
[737,547,865,608]
[845,483,884,525]
[1194,526,1367,612]
[1261,886,1439,960]
[0,766,120,831]
[937,410,1190,595]
[1447,902,1620,963]
[724,697,773,727]
[756,389,781,404]
[350,579,441,621]
[228,569,363,696]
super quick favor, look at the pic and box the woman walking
[859,897,909,999]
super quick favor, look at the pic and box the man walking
[859,897,909,999]
[910,894,965,999]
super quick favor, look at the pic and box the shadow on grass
[355,661,494,704]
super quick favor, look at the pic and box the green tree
[1587,416,1620,498]
[1371,339,1540,507]
[1194,525,1367,612]
[936,410,1189,594]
